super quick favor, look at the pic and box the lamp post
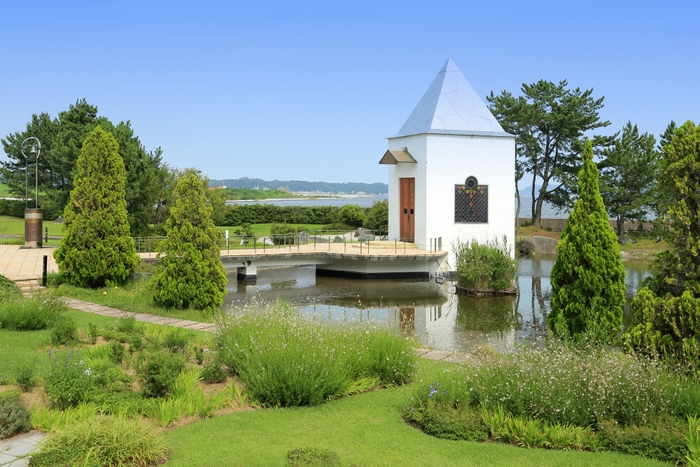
[20,137,42,248]
[20,137,41,208]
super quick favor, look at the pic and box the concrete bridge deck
[1,241,447,283]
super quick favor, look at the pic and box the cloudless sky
[1,0,698,184]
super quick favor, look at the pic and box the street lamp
[20,137,41,209]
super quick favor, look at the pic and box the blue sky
[1,0,697,184]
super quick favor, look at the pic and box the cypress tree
[53,126,139,287]
[150,171,227,310]
[547,140,626,338]
[624,121,700,370]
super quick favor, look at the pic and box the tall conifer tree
[54,127,139,287]
[548,140,626,338]
[625,121,700,369]
[150,171,227,310]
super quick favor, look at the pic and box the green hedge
[221,205,342,226]
[0,199,26,217]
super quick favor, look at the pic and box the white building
[379,58,515,271]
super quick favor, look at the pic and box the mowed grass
[0,215,63,238]
[0,309,117,378]
[217,223,326,237]
[54,276,217,323]
[163,360,669,467]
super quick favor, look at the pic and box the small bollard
[45,227,48,244]
[42,255,48,287]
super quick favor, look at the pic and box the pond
[223,254,652,352]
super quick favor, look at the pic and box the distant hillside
[209,178,388,194]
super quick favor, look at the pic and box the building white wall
[387,133,515,271]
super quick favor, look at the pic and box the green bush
[49,316,77,346]
[0,401,31,439]
[53,126,140,288]
[28,415,169,467]
[687,416,700,467]
[403,399,488,441]
[270,223,301,245]
[0,274,21,303]
[222,204,341,226]
[108,340,125,364]
[137,351,186,398]
[216,300,416,407]
[115,315,143,335]
[0,389,21,405]
[453,237,516,291]
[364,199,388,233]
[406,342,700,430]
[0,291,66,331]
[163,329,190,353]
[150,171,228,310]
[286,447,341,467]
[43,350,92,409]
[339,204,366,228]
[86,323,98,345]
[598,417,688,464]
[14,361,37,392]
[201,361,227,384]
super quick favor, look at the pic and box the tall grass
[216,299,416,407]
[29,415,170,467]
[0,290,67,331]
[407,341,700,428]
[452,237,516,291]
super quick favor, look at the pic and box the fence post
[42,255,47,287]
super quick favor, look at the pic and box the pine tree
[624,121,700,369]
[547,140,626,338]
[150,171,227,310]
[53,126,139,287]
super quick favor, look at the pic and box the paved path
[0,432,45,467]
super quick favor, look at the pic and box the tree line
[488,81,671,233]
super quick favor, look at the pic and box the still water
[223,255,651,352]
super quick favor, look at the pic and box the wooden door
[399,177,415,243]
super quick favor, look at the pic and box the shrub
[28,415,169,467]
[0,274,21,303]
[403,399,488,441]
[364,199,388,233]
[108,340,125,364]
[598,417,688,464]
[453,237,516,291]
[0,401,31,439]
[150,171,227,310]
[14,361,37,392]
[137,351,186,398]
[548,140,626,339]
[687,416,700,467]
[0,291,66,331]
[49,316,77,346]
[201,361,227,384]
[53,126,140,288]
[286,447,341,467]
[43,350,92,409]
[406,342,700,430]
[163,329,190,353]
[216,300,416,407]
[339,204,366,228]
[270,223,301,245]
[86,322,98,345]
[115,315,143,335]
[0,389,21,405]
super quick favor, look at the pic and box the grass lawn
[0,215,63,238]
[54,278,217,323]
[216,223,326,237]
[0,309,117,379]
[163,360,669,467]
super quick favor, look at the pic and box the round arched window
[465,176,478,188]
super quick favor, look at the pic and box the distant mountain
[518,185,543,196]
[209,177,388,194]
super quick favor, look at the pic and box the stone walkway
[0,432,45,467]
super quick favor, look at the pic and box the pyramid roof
[395,58,510,138]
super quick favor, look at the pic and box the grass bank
[162,359,668,467]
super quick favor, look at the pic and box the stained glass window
[455,177,488,223]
